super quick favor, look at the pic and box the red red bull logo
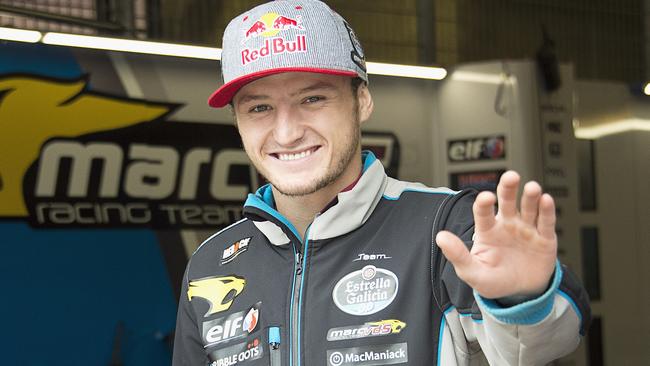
[241,12,307,66]
[243,12,303,42]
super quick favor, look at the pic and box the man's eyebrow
[237,81,339,105]
[290,81,338,97]
[236,94,270,105]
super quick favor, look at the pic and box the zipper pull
[296,252,303,275]
[269,326,281,350]
[269,326,282,366]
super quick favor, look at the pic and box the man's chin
[271,182,322,197]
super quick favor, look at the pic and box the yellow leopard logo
[187,275,246,316]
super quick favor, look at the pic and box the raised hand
[436,171,558,299]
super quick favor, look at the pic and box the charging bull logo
[243,12,303,42]
[187,275,247,317]
[0,74,170,217]
[241,12,306,66]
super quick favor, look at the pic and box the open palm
[436,171,558,299]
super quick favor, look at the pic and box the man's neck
[273,157,362,240]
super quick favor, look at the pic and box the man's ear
[356,83,374,124]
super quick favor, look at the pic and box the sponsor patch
[209,337,264,366]
[327,319,406,341]
[188,275,246,317]
[202,302,261,347]
[353,253,392,262]
[447,135,506,162]
[332,265,399,316]
[241,12,306,66]
[221,237,251,265]
[327,343,408,366]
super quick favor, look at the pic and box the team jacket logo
[188,275,246,316]
[241,12,306,66]
[327,319,406,341]
[327,343,408,366]
[332,265,399,316]
[221,237,252,265]
[209,337,263,366]
[202,302,260,347]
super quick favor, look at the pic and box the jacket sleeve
[172,266,210,366]
[431,189,591,365]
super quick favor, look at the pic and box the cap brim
[208,67,358,108]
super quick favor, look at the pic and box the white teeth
[278,149,313,161]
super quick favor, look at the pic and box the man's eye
[249,104,271,113]
[304,96,323,104]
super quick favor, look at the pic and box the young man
[173,1,590,365]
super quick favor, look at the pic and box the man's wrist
[475,260,563,325]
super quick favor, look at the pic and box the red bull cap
[208,0,367,108]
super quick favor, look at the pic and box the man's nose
[272,107,304,145]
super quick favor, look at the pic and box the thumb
[436,230,472,271]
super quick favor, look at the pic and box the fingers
[536,193,557,240]
[496,171,520,218]
[436,230,472,270]
[473,191,496,232]
[520,181,542,225]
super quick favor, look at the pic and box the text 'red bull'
[241,35,307,66]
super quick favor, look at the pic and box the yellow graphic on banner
[0,75,170,216]
[187,275,246,317]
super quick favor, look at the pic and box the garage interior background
[0,0,648,365]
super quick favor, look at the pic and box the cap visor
[208,67,358,108]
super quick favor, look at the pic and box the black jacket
[173,152,590,366]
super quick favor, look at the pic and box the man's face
[232,72,372,197]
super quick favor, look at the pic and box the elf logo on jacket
[327,343,408,366]
[188,275,246,316]
[333,265,399,316]
[327,319,406,341]
[209,337,263,366]
[221,237,252,265]
[203,302,261,346]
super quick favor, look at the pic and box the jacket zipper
[290,249,303,366]
[290,225,312,366]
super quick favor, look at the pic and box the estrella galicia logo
[332,265,399,316]
[187,275,246,317]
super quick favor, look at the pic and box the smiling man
[173,1,590,365]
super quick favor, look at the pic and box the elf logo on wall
[332,265,399,316]
[448,135,506,162]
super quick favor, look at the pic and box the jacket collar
[243,151,387,245]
